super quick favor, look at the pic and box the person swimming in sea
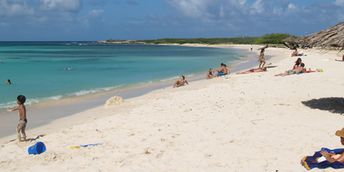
[5,79,12,85]
[64,66,73,71]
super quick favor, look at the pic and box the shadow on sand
[302,97,344,114]
[6,134,46,144]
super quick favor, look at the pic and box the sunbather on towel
[301,128,344,170]
[335,54,344,62]
[237,67,267,74]
[275,63,306,76]
[291,48,305,57]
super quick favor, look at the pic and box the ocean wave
[68,86,121,97]
[0,95,61,110]
[0,86,122,110]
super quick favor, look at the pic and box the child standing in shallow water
[8,95,27,142]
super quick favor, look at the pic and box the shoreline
[0,45,258,139]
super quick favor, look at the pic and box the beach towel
[302,148,344,170]
[68,143,103,149]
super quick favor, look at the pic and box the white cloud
[272,7,283,15]
[168,0,249,20]
[0,0,34,17]
[335,0,344,6]
[219,4,224,18]
[168,0,211,18]
[89,9,104,17]
[238,0,246,6]
[40,0,82,12]
[0,22,9,27]
[250,0,264,14]
[287,3,297,11]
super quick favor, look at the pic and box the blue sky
[0,0,343,41]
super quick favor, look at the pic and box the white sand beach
[1,45,344,171]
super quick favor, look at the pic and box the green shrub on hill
[106,34,297,45]
[254,34,294,44]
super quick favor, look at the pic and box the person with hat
[301,128,344,170]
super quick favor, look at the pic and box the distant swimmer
[64,66,73,71]
[5,79,12,85]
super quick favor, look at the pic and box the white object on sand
[317,156,326,162]
[104,96,124,107]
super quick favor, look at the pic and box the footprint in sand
[156,151,164,158]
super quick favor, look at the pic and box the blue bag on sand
[28,142,46,155]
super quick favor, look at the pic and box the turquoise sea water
[0,42,246,109]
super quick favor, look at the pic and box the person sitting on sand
[301,128,344,170]
[173,75,189,88]
[216,63,230,77]
[237,67,267,74]
[207,68,214,79]
[293,58,302,69]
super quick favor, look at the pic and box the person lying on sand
[335,54,344,62]
[275,63,306,76]
[207,68,214,79]
[216,63,230,77]
[291,48,305,57]
[275,63,323,76]
[301,128,344,170]
[173,75,189,88]
[237,67,267,74]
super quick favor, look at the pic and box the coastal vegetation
[104,33,295,45]
[104,22,344,50]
